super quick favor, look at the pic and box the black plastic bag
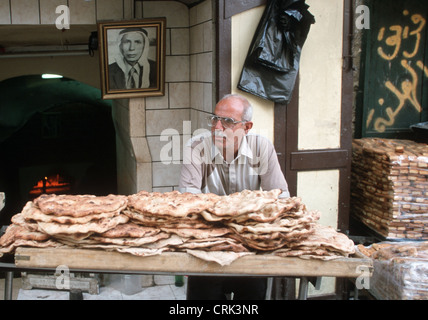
[238,0,315,104]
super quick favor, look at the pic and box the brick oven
[0,76,117,225]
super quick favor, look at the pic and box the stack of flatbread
[199,189,355,260]
[0,222,61,257]
[272,224,356,260]
[32,194,129,241]
[201,190,320,252]
[124,191,251,262]
[125,191,219,228]
[1,189,355,263]
[0,194,129,257]
[61,222,178,257]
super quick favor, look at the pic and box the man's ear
[245,121,253,133]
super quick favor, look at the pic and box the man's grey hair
[220,93,253,121]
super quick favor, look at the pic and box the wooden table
[14,247,372,277]
[2,247,373,300]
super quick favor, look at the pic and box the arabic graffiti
[367,10,427,133]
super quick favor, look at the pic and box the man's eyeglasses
[207,115,247,129]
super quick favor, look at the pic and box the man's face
[211,98,253,160]
[120,32,145,65]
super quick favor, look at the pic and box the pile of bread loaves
[0,190,355,264]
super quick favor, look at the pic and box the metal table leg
[4,271,13,300]
[354,284,359,300]
[298,277,322,300]
[265,277,273,300]
[298,277,309,300]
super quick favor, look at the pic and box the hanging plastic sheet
[238,0,315,104]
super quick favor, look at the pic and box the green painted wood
[359,0,428,138]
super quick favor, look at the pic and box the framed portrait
[98,18,166,99]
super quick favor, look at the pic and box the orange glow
[29,174,71,195]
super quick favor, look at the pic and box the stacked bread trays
[357,241,428,300]
[351,138,428,240]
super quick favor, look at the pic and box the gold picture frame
[98,18,166,99]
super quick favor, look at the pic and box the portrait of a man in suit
[108,27,156,90]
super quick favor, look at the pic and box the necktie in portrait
[127,67,137,89]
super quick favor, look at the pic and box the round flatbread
[34,194,128,217]
[37,214,129,235]
[208,189,281,217]
[127,191,221,217]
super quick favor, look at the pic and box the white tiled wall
[96,0,125,21]
[40,0,67,25]
[146,109,190,136]
[0,0,11,24]
[189,0,214,130]
[69,0,96,24]
[0,0,134,24]
[165,56,190,82]
[11,0,40,24]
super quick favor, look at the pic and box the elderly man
[108,27,156,90]
[179,93,290,300]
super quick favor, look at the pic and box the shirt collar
[210,133,253,163]
[123,59,141,75]
[239,135,253,160]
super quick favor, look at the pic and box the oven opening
[29,173,72,198]
[0,75,116,226]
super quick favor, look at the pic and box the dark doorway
[0,75,117,225]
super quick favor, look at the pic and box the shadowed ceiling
[0,0,206,53]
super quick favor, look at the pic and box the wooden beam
[216,0,232,99]
[224,0,266,19]
[290,149,349,171]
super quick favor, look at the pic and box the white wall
[231,6,274,141]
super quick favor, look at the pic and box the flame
[29,174,71,195]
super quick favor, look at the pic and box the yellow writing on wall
[367,10,428,133]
